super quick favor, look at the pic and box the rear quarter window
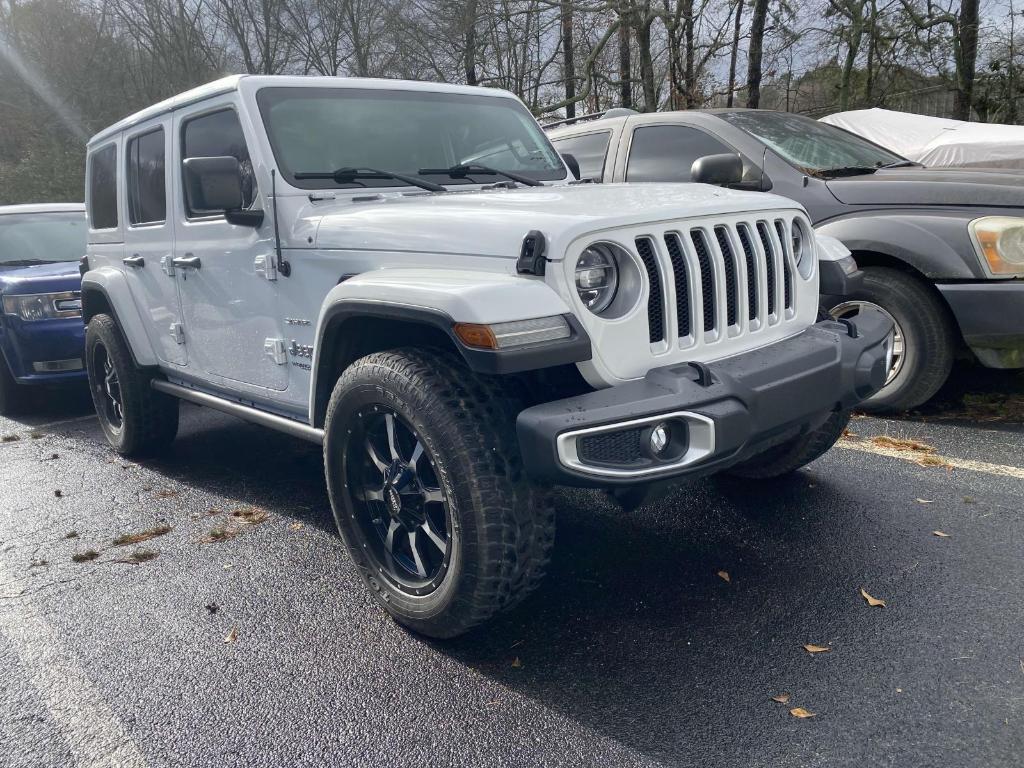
[550,131,612,181]
[87,144,118,229]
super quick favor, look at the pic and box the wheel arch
[80,270,159,368]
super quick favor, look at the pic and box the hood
[307,183,803,259]
[826,167,1024,208]
[0,261,82,295]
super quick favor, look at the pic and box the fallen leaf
[1,434,19,443]
[113,523,171,546]
[154,489,179,499]
[963,496,976,504]
[511,657,522,668]
[224,627,237,643]
[871,435,936,454]
[222,563,233,569]
[54,489,63,498]
[64,530,79,539]
[71,550,100,563]
[933,530,951,538]
[842,428,857,438]
[915,498,934,504]
[128,549,158,563]
[917,455,952,469]
[717,570,730,583]
[790,707,816,719]
[288,522,304,531]
[206,602,220,614]
[231,506,269,524]
[30,432,43,440]
[771,693,791,704]
[860,588,886,608]
[803,644,831,654]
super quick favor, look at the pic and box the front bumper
[518,309,893,487]
[0,315,87,385]
[938,281,1024,369]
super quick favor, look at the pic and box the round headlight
[791,221,805,267]
[575,245,619,314]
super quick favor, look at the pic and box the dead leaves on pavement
[200,506,270,544]
[803,644,831,654]
[113,523,171,546]
[860,588,886,608]
[789,707,817,719]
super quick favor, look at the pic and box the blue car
[0,203,88,415]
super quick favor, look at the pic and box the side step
[151,379,324,445]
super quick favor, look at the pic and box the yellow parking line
[837,438,1024,480]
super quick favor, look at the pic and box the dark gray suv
[549,109,1024,412]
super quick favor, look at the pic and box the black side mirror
[183,156,264,227]
[560,152,581,181]
[690,153,744,187]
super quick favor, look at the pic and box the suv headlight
[791,219,814,279]
[969,217,1024,277]
[2,291,82,321]
[575,244,621,314]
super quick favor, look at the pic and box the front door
[122,119,187,366]
[172,104,287,391]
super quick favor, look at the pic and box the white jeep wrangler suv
[81,75,892,638]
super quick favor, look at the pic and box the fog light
[650,423,670,454]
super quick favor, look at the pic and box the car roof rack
[542,107,639,131]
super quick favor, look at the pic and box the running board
[151,379,324,444]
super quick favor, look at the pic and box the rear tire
[85,314,178,456]
[728,411,850,479]
[323,348,554,639]
[0,356,25,416]
[828,266,954,412]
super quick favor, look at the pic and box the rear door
[172,103,287,391]
[122,119,187,366]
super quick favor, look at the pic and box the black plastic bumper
[517,309,893,487]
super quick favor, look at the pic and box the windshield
[0,212,86,268]
[257,87,567,189]
[719,111,906,174]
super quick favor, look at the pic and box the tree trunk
[954,0,980,119]
[683,0,696,107]
[635,17,657,111]
[727,0,745,107]
[561,0,575,118]
[618,19,632,108]
[464,0,478,86]
[746,0,769,108]
[839,12,864,111]
[865,0,877,103]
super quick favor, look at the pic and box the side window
[181,109,257,217]
[551,131,611,181]
[87,144,118,229]
[127,128,166,225]
[626,125,734,183]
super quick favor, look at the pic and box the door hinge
[161,255,175,276]
[254,253,277,281]
[264,338,287,365]
[170,322,185,345]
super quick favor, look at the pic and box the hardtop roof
[87,75,522,148]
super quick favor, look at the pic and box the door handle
[172,255,202,269]
[122,254,145,268]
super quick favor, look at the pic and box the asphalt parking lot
[1,368,1022,768]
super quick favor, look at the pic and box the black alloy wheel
[345,406,451,595]
[92,342,124,433]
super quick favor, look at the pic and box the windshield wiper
[293,167,446,193]
[0,259,50,268]
[418,164,544,187]
[817,165,879,178]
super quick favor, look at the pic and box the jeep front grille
[636,217,798,348]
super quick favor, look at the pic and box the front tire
[323,348,554,639]
[0,356,25,416]
[85,314,179,456]
[828,266,955,412]
[728,411,850,479]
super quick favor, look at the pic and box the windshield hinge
[516,230,548,276]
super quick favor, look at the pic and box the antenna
[271,169,290,277]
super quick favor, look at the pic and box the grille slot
[774,219,794,310]
[635,237,665,343]
[756,222,777,317]
[737,224,759,321]
[663,233,691,338]
[714,226,739,327]
[690,230,716,332]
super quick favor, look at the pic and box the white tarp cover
[820,108,1024,170]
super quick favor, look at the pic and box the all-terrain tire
[323,348,555,639]
[728,410,851,479]
[0,355,25,416]
[85,314,178,456]
[829,266,955,413]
